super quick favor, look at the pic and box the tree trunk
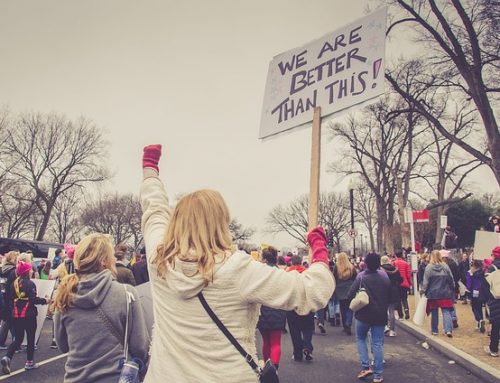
[35,203,53,241]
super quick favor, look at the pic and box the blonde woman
[333,252,357,335]
[140,145,335,383]
[420,250,455,337]
[53,233,149,383]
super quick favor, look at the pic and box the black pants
[286,311,314,359]
[6,317,37,361]
[396,287,409,318]
[490,321,500,353]
[0,316,14,346]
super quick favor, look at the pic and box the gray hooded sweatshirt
[54,269,149,383]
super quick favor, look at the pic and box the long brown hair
[153,189,233,285]
[52,233,115,312]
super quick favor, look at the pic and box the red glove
[306,226,328,264]
[143,144,162,171]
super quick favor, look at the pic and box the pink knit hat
[64,243,76,259]
[492,246,500,259]
[16,261,32,276]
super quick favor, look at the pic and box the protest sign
[23,279,55,346]
[259,7,386,139]
[474,231,500,260]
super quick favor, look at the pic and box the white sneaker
[384,326,390,334]
[389,330,396,337]
[484,346,499,357]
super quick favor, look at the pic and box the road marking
[0,353,67,381]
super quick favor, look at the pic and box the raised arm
[140,145,171,261]
[235,227,335,315]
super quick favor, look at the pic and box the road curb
[396,320,500,383]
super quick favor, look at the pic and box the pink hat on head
[492,246,500,259]
[440,250,450,258]
[64,243,76,259]
[16,261,32,276]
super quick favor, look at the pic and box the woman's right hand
[142,144,162,171]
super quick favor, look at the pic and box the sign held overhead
[259,7,387,139]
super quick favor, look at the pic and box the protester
[393,251,411,320]
[332,252,356,335]
[285,255,316,362]
[257,247,286,370]
[40,261,52,280]
[52,249,62,270]
[441,250,460,328]
[132,248,149,286]
[114,243,136,286]
[53,233,149,382]
[482,246,500,357]
[139,144,334,382]
[417,253,429,289]
[56,244,76,280]
[0,252,19,350]
[459,253,471,304]
[0,261,48,374]
[421,250,455,337]
[441,226,458,255]
[466,259,487,333]
[485,216,500,233]
[381,255,403,337]
[347,253,390,383]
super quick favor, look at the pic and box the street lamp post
[349,187,355,257]
[360,233,364,256]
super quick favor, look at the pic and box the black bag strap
[197,292,260,374]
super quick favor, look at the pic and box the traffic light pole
[350,188,355,257]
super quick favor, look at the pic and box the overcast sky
[0,0,495,248]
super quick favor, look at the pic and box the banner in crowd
[474,231,500,260]
[24,279,56,346]
[259,7,387,139]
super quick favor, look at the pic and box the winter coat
[10,277,47,318]
[347,269,390,326]
[445,258,461,292]
[381,264,403,304]
[333,266,357,301]
[257,264,286,331]
[466,269,487,303]
[54,270,149,383]
[116,262,136,286]
[482,258,500,324]
[421,263,454,300]
[132,260,149,286]
[140,173,335,383]
[459,260,470,284]
[417,262,427,287]
[0,263,17,319]
[393,258,412,289]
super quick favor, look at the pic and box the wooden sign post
[308,107,321,231]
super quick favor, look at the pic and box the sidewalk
[396,295,500,383]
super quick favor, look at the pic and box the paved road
[0,319,486,382]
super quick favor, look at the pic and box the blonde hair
[52,233,115,312]
[17,252,33,263]
[153,189,233,284]
[336,252,354,280]
[429,250,444,265]
[2,251,19,266]
[420,252,429,262]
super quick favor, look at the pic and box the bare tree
[80,193,142,248]
[353,183,378,252]
[49,189,83,244]
[267,192,350,250]
[229,219,255,244]
[2,112,109,240]
[385,0,500,185]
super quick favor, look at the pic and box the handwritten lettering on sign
[259,7,386,139]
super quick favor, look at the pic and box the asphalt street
[0,318,486,382]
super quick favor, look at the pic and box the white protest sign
[474,231,500,260]
[259,7,387,139]
[22,279,56,346]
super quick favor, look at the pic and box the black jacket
[116,263,136,286]
[10,277,47,318]
[0,263,17,318]
[132,260,149,286]
[445,259,460,292]
[347,270,390,326]
[381,264,403,304]
[257,264,286,331]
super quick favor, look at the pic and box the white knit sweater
[140,174,335,383]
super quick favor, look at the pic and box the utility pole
[349,187,355,257]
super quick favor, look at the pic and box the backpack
[444,232,458,249]
[486,265,500,299]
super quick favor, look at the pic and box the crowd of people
[0,145,497,383]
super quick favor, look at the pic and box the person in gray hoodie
[53,233,149,383]
[420,250,455,337]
